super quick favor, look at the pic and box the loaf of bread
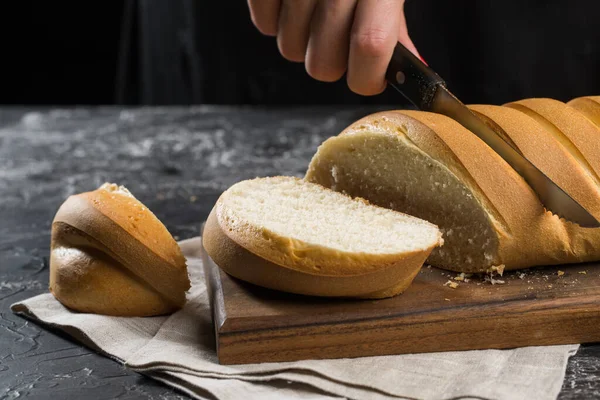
[50,183,191,316]
[306,96,600,273]
[202,177,443,298]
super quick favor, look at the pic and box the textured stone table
[1,107,599,399]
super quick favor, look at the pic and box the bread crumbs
[481,264,506,285]
[487,265,505,276]
[557,270,565,277]
[579,271,587,275]
[454,272,472,282]
[444,280,459,289]
[485,276,505,285]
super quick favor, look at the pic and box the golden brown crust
[505,98,600,180]
[567,96,600,129]
[203,208,428,298]
[79,186,187,268]
[216,176,442,277]
[49,185,190,316]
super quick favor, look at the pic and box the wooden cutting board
[201,240,600,365]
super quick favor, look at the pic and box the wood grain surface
[202,239,600,365]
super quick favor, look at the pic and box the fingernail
[419,55,428,66]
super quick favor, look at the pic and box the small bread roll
[49,183,190,316]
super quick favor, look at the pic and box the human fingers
[305,0,358,82]
[347,0,404,95]
[247,0,281,36]
[276,0,318,62]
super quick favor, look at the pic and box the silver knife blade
[429,86,600,228]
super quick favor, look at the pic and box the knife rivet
[395,71,406,84]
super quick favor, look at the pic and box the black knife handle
[385,42,446,110]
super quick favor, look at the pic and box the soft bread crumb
[558,270,565,276]
[482,264,506,284]
[220,177,443,255]
[304,128,497,272]
[99,182,134,198]
[579,271,587,275]
[487,264,505,276]
[484,276,505,285]
[444,280,459,289]
[454,272,472,282]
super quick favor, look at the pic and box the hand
[247,0,422,96]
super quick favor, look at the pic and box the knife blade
[385,42,600,228]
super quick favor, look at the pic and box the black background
[1,0,599,106]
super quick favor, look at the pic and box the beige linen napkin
[12,237,578,400]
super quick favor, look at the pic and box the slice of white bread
[202,177,443,298]
[50,183,191,316]
[305,96,600,273]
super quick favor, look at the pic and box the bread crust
[203,208,428,298]
[568,96,600,129]
[49,185,190,316]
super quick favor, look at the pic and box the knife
[385,42,600,228]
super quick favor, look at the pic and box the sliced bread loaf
[202,177,443,298]
[305,97,600,273]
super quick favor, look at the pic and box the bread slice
[305,106,600,273]
[202,177,442,298]
[50,183,191,316]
